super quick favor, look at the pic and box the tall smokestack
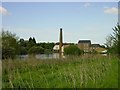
[59,28,63,53]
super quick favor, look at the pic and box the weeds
[2,55,119,88]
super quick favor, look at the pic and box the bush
[2,30,18,59]
[64,45,81,55]
[28,46,44,55]
[19,47,27,55]
[44,49,52,54]
[2,47,15,59]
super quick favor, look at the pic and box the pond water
[18,53,63,60]
[18,53,107,60]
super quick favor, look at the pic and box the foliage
[2,47,15,59]
[28,46,44,54]
[17,37,54,55]
[37,42,54,50]
[2,55,118,88]
[1,29,55,57]
[105,23,120,55]
[19,47,27,55]
[26,37,36,50]
[2,30,18,59]
[112,23,120,55]
[18,38,27,47]
[64,45,81,55]
[18,39,28,55]
[44,49,53,54]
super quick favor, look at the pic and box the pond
[18,53,64,60]
[18,53,107,60]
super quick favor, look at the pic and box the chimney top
[60,28,62,30]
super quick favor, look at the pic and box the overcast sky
[0,1,119,45]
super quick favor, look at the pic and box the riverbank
[2,55,119,88]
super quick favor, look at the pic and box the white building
[53,43,69,53]
[53,45,64,52]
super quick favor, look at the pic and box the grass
[2,54,119,88]
[0,60,2,89]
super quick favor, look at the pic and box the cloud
[83,3,91,8]
[0,6,9,15]
[104,7,118,15]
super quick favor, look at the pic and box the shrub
[28,46,44,55]
[44,49,52,54]
[2,47,15,59]
[64,45,81,55]
[2,30,18,59]
[19,47,27,55]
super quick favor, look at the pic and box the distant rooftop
[91,44,100,47]
[55,42,72,45]
[78,40,91,44]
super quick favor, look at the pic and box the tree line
[1,30,54,59]
[1,23,120,59]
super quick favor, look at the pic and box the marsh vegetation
[2,55,119,88]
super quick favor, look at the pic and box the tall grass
[0,60,2,89]
[2,55,119,88]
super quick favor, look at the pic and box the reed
[2,55,119,88]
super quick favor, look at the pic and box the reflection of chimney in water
[59,28,63,53]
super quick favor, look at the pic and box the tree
[26,37,36,50]
[19,47,27,55]
[2,47,15,59]
[105,23,120,55]
[18,38,28,55]
[29,37,33,42]
[33,37,36,44]
[112,23,120,55]
[64,45,82,55]
[105,35,115,54]
[2,30,18,59]
[28,46,44,55]
[19,38,26,47]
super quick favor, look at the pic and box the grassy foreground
[2,55,119,88]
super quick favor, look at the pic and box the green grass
[2,55,119,88]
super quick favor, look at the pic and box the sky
[0,1,119,45]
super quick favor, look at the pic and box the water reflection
[36,53,60,59]
[18,53,107,60]
[18,53,61,60]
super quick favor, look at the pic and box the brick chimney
[59,28,63,53]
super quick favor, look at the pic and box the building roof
[54,42,73,45]
[78,40,91,44]
[91,44,100,47]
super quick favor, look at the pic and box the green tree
[18,38,28,55]
[44,42,54,50]
[28,46,44,55]
[26,37,36,50]
[36,42,54,51]
[33,37,36,44]
[19,47,27,55]
[105,23,120,55]
[2,30,18,59]
[2,47,15,59]
[44,49,52,55]
[64,45,82,55]
[19,38,27,47]
[112,23,120,55]
[105,35,114,54]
